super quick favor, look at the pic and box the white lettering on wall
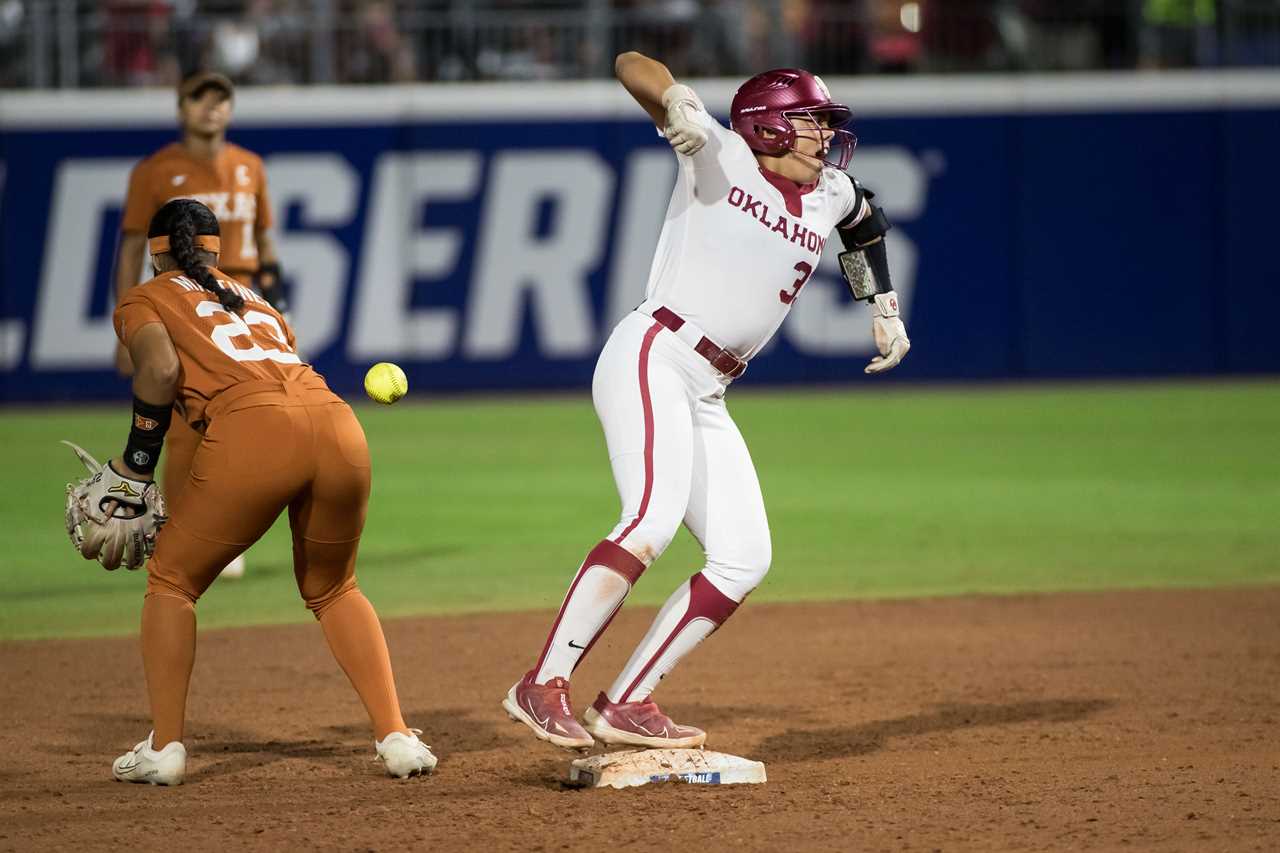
[349,152,482,360]
[264,153,359,356]
[464,151,614,359]
[31,159,133,368]
[604,149,676,333]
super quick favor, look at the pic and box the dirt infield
[1,587,1277,852]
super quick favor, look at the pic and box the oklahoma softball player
[99,198,433,784]
[503,51,909,749]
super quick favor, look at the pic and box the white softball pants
[594,310,772,599]
[528,310,772,700]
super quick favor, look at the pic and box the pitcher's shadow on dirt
[753,698,1112,763]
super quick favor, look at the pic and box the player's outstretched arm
[615,51,708,156]
[615,52,674,127]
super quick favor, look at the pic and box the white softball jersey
[529,103,869,705]
[643,108,865,360]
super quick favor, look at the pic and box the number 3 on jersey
[779,261,813,305]
[197,301,300,364]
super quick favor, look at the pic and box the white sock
[531,540,646,684]
[607,571,739,704]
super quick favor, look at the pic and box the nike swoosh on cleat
[567,640,587,650]
[523,698,551,730]
[624,714,659,736]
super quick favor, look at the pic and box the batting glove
[661,84,708,156]
[865,292,910,374]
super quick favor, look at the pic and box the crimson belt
[651,307,747,379]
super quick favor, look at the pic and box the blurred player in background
[99,198,433,784]
[114,71,285,580]
[504,51,908,750]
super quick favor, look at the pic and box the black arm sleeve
[834,177,894,301]
[859,237,892,293]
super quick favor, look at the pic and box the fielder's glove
[661,84,708,156]
[63,441,168,571]
[865,291,911,374]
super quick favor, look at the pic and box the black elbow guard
[839,202,892,251]
[837,202,893,302]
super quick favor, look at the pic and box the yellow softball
[364,362,408,405]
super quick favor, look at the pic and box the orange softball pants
[148,380,370,613]
[142,379,409,746]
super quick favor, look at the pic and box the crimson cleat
[502,671,594,751]
[582,692,707,749]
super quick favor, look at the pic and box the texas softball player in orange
[106,198,434,784]
[115,71,284,580]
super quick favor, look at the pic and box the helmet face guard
[731,69,857,171]
[782,108,857,171]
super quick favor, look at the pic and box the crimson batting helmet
[730,69,856,170]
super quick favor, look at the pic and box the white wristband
[872,292,901,318]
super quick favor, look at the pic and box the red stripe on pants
[613,320,664,547]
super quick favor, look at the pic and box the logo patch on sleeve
[134,414,159,431]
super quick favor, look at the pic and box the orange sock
[319,590,408,740]
[141,592,197,748]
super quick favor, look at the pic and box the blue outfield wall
[1,74,1278,402]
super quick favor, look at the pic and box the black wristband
[257,262,288,312]
[123,396,173,476]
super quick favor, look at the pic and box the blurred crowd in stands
[2,0,1278,88]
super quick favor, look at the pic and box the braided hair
[147,198,244,313]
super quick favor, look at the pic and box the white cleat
[375,729,437,778]
[112,732,186,786]
[218,554,246,579]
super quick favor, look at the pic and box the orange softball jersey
[121,144,274,276]
[113,268,338,432]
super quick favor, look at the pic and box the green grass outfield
[2,380,1277,641]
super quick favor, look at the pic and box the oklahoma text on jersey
[725,186,828,255]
